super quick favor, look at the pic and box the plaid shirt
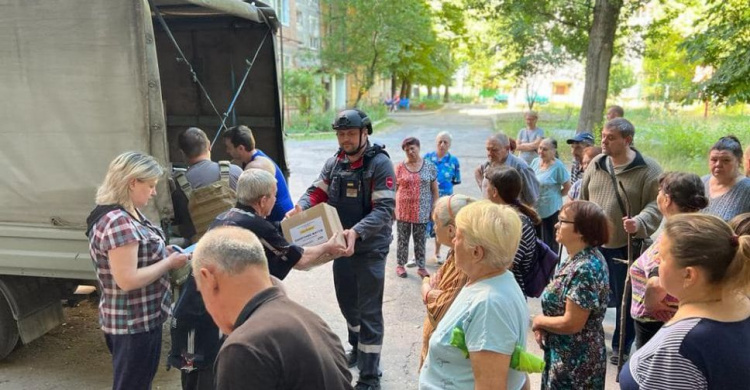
[88,209,171,335]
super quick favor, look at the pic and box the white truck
[0,0,287,359]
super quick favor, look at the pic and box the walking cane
[615,181,634,380]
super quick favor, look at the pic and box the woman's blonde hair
[95,151,163,208]
[433,194,476,226]
[455,200,521,270]
[664,214,750,294]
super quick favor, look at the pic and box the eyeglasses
[558,219,575,224]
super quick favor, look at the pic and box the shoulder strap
[218,160,231,184]
[175,171,193,198]
[606,157,628,217]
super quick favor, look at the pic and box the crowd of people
[85,106,750,390]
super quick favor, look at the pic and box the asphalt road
[282,104,623,389]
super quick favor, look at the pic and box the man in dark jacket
[289,109,395,390]
[192,227,353,390]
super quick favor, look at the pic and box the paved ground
[0,104,623,389]
[283,104,623,389]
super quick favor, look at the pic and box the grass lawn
[493,104,750,175]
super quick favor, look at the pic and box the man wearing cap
[567,132,596,185]
[288,109,395,390]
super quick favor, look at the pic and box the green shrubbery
[286,101,389,135]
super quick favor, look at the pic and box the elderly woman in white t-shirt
[420,200,529,390]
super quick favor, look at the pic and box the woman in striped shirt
[620,213,750,389]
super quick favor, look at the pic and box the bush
[450,94,475,103]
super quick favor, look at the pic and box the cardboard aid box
[281,203,347,264]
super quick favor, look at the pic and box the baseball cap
[566,132,595,144]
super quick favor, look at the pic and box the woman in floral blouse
[532,200,610,389]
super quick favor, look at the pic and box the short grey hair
[193,226,268,275]
[488,132,510,148]
[436,131,453,143]
[237,169,277,205]
[454,200,521,270]
[525,110,539,119]
[95,151,164,208]
[433,194,476,226]
[605,118,635,141]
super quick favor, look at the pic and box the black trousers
[599,246,635,354]
[634,320,664,349]
[105,327,162,390]
[333,251,387,386]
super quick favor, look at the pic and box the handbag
[523,238,559,298]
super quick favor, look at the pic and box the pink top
[395,160,437,223]
[629,235,679,321]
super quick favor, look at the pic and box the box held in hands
[281,203,347,261]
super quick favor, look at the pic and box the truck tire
[0,295,20,360]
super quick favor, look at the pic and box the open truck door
[0,0,285,360]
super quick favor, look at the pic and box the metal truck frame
[0,0,286,359]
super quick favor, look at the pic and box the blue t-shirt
[424,151,461,196]
[419,271,528,390]
[530,158,570,218]
[620,315,750,390]
[250,150,294,222]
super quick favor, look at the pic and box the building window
[309,16,319,37]
[272,0,290,26]
[296,10,304,31]
[552,82,571,96]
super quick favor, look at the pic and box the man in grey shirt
[516,111,544,164]
[474,132,540,206]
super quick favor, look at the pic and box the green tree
[465,0,646,133]
[642,27,695,106]
[681,0,750,103]
[283,68,325,115]
[320,0,437,106]
[608,60,636,99]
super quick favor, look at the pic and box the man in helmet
[288,109,395,390]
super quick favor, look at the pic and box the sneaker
[406,259,417,268]
[396,266,407,278]
[346,350,358,368]
[417,268,430,279]
[435,254,444,265]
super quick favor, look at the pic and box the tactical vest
[174,161,236,242]
[327,145,388,229]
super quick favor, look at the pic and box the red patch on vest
[385,177,394,189]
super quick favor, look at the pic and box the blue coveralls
[299,143,395,387]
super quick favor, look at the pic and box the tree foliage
[642,25,695,105]
[681,0,750,103]
[608,60,636,98]
[283,68,326,115]
[320,0,438,106]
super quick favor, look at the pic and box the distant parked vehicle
[493,94,509,103]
